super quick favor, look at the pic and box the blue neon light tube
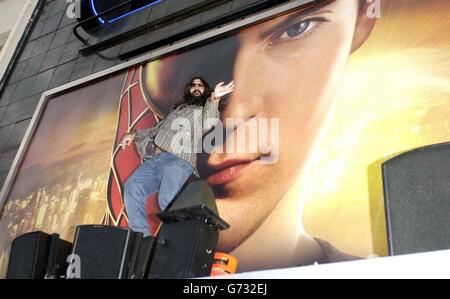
[90,0,162,24]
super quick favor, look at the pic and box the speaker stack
[148,180,229,278]
[6,179,229,279]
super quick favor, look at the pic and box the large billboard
[1,0,449,276]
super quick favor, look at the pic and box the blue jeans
[124,152,194,236]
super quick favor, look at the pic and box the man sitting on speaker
[121,77,234,237]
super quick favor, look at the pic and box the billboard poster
[1,0,449,276]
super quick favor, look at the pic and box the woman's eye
[270,20,320,45]
[277,19,318,41]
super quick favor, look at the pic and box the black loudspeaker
[127,236,156,279]
[148,220,218,279]
[44,234,73,279]
[69,225,141,279]
[148,180,229,279]
[7,232,72,279]
[382,142,450,256]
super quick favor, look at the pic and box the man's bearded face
[189,79,205,97]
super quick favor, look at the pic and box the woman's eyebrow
[259,0,335,39]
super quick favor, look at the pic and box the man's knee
[124,175,145,200]
[124,176,135,194]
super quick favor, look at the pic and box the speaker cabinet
[7,232,72,279]
[127,236,156,279]
[382,142,450,255]
[147,180,229,279]
[69,225,141,279]
[148,219,218,279]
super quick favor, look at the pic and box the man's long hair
[173,77,212,109]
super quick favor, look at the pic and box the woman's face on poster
[202,0,371,252]
[144,0,373,252]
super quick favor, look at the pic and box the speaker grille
[383,142,450,255]
[71,226,134,279]
[7,232,49,279]
[148,220,217,279]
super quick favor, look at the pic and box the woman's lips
[205,160,256,186]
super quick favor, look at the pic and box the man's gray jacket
[133,98,220,175]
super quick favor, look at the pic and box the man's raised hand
[213,81,235,102]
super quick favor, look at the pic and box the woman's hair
[173,77,212,109]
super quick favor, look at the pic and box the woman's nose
[220,47,264,126]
